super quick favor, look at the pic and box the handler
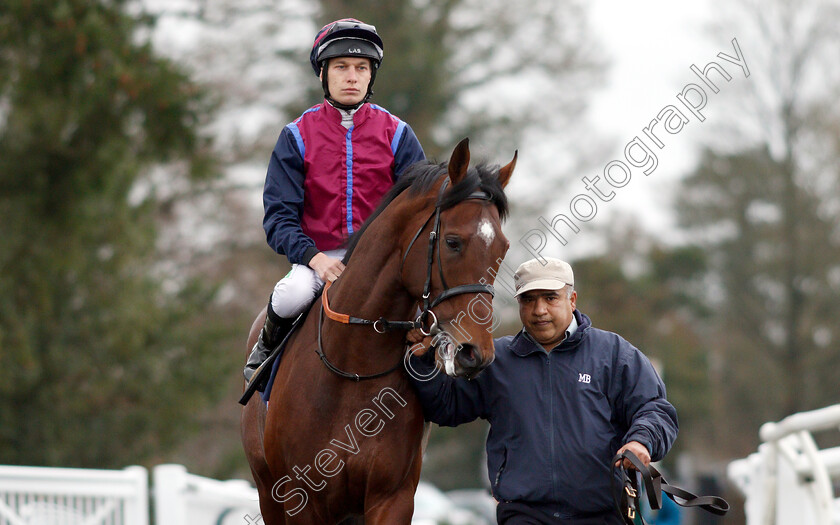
[409,257,678,524]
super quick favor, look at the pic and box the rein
[322,281,419,333]
[315,177,496,381]
[316,304,404,382]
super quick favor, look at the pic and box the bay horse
[241,138,515,524]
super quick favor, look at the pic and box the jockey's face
[322,57,371,106]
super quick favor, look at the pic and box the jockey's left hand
[309,252,345,282]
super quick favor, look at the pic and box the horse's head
[400,138,515,378]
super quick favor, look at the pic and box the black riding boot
[243,304,295,386]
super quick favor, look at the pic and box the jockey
[245,18,426,389]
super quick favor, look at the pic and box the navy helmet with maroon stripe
[310,18,384,109]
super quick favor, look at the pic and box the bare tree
[676,0,840,455]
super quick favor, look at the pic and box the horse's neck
[320,219,416,367]
[329,247,414,327]
[329,198,422,323]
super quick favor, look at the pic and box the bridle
[317,178,496,381]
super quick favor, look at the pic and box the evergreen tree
[0,0,233,467]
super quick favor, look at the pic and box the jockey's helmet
[310,18,384,109]
[310,18,384,75]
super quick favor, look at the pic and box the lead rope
[612,451,729,524]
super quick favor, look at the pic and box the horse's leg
[364,448,422,525]
[255,493,287,525]
[363,486,415,524]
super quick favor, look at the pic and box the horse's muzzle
[454,342,492,378]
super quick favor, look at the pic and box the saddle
[612,450,729,524]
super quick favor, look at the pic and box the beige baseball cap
[514,257,574,297]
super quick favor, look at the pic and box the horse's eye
[445,237,462,252]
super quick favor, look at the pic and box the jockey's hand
[615,441,651,470]
[309,252,346,283]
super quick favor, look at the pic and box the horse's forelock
[439,163,509,221]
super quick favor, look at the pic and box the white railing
[0,464,262,525]
[153,464,261,525]
[0,465,148,525]
[727,404,840,525]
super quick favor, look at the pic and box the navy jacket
[409,310,678,518]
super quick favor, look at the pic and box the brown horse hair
[342,160,509,265]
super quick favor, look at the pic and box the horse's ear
[498,150,517,188]
[448,138,470,185]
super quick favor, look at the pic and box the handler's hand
[615,441,651,469]
[309,253,346,283]
[406,328,426,345]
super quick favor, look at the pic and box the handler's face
[518,288,576,351]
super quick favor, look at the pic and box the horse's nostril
[455,343,480,369]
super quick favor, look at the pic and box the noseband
[317,178,496,381]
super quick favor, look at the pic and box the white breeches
[270,249,346,318]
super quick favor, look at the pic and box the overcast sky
[565,0,726,254]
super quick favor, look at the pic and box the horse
[241,138,516,524]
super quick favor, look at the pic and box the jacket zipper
[547,353,560,499]
[344,126,355,236]
[494,448,507,489]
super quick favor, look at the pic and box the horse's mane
[342,160,509,264]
